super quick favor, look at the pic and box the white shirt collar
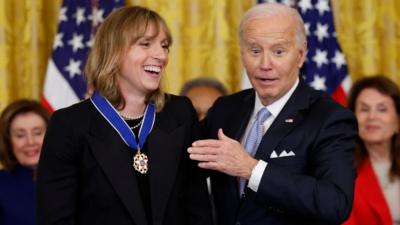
[253,77,299,118]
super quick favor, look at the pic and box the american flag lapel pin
[285,118,294,123]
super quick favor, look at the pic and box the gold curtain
[332,0,400,84]
[127,0,253,94]
[2,0,400,113]
[0,0,252,113]
[0,0,61,111]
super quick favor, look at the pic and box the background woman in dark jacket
[0,99,49,225]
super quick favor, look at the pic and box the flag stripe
[43,59,80,110]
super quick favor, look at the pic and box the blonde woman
[36,6,212,225]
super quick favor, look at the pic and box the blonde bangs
[85,6,172,111]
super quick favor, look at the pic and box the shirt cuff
[248,160,268,192]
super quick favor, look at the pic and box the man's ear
[297,41,307,68]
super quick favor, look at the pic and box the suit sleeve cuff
[248,160,268,192]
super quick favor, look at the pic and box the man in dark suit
[188,3,357,225]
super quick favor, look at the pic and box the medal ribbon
[90,90,155,151]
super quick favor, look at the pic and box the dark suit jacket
[0,165,35,225]
[36,95,212,225]
[204,79,357,225]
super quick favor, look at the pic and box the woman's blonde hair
[85,6,172,111]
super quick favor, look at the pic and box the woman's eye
[377,106,388,113]
[13,133,25,139]
[162,44,170,52]
[140,42,150,47]
[33,130,44,136]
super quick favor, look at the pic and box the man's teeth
[144,66,161,73]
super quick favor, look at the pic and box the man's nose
[260,53,272,69]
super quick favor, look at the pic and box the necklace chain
[130,120,142,130]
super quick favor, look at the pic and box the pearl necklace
[119,112,144,120]
[119,113,144,130]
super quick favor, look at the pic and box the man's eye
[251,48,261,54]
[274,49,284,56]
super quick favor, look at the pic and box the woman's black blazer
[36,95,212,225]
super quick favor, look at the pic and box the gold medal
[133,148,148,174]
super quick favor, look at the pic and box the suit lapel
[255,80,310,159]
[227,91,254,199]
[88,106,148,225]
[227,90,255,141]
[148,127,184,225]
[148,112,185,225]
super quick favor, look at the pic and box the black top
[126,118,152,225]
[36,95,213,225]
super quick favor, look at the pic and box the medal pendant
[133,148,148,174]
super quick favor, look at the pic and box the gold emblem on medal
[133,150,148,174]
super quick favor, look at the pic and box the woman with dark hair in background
[0,99,50,225]
[344,75,400,225]
[36,6,211,225]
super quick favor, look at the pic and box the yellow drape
[1,0,400,113]
[0,0,253,113]
[127,0,253,94]
[0,0,61,111]
[332,0,400,84]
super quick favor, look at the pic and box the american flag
[257,0,350,105]
[42,0,123,112]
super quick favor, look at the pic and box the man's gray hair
[239,3,306,48]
